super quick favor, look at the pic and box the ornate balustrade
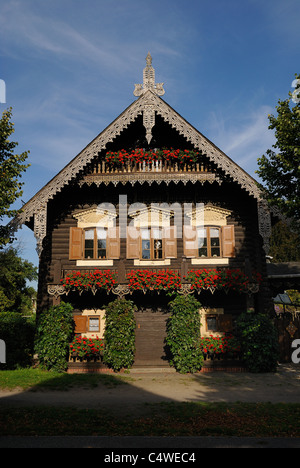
[89,158,213,175]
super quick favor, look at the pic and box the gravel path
[0,364,300,415]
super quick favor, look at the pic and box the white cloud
[206,105,276,178]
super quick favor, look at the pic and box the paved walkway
[1,364,300,448]
[0,364,300,415]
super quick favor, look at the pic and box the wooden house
[17,54,275,367]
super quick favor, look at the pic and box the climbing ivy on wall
[103,298,137,371]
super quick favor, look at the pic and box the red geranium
[61,270,117,294]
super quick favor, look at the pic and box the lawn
[1,369,300,437]
[0,367,126,391]
[1,402,300,437]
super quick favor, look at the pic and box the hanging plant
[127,269,182,294]
[105,148,201,167]
[186,268,263,294]
[60,270,117,295]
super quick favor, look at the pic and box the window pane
[142,241,151,259]
[96,228,107,259]
[141,229,150,240]
[210,228,220,257]
[153,228,163,259]
[141,229,151,259]
[198,227,207,257]
[96,228,107,240]
[206,316,217,332]
[152,228,162,239]
[153,238,163,259]
[85,229,94,259]
[89,317,100,332]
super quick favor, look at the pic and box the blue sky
[0,0,299,275]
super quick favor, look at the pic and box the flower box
[69,336,105,362]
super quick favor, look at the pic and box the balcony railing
[89,158,213,175]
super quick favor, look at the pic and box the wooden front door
[134,307,170,367]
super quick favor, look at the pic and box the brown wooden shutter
[183,225,198,258]
[126,226,140,259]
[69,227,83,260]
[163,226,177,258]
[217,314,233,333]
[107,227,120,259]
[222,225,235,258]
[73,315,87,334]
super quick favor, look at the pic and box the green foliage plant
[103,298,137,371]
[166,294,203,374]
[34,302,74,372]
[256,74,300,225]
[0,108,30,247]
[0,247,38,314]
[0,312,35,369]
[234,310,279,373]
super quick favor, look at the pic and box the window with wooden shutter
[69,227,83,260]
[126,226,140,259]
[222,225,235,258]
[163,226,177,259]
[183,225,198,258]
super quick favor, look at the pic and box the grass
[1,369,300,437]
[0,368,127,391]
[1,402,300,437]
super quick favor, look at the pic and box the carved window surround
[73,207,117,229]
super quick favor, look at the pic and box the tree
[269,221,300,262]
[0,108,30,247]
[256,75,300,226]
[0,247,38,315]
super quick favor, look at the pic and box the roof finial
[134,53,165,97]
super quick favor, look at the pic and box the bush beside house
[34,302,74,372]
[234,310,279,373]
[0,312,35,369]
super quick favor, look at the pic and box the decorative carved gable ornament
[133,53,165,144]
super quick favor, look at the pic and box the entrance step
[129,367,176,373]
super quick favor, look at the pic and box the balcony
[79,149,221,187]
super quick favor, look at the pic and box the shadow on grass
[1,365,300,437]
